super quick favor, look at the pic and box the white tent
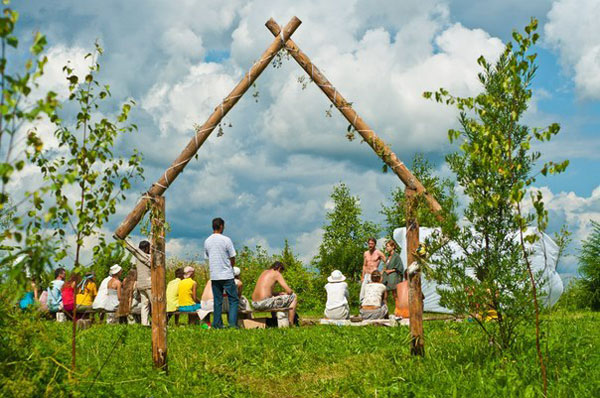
[393,227,564,314]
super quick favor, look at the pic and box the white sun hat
[233,266,241,277]
[183,266,195,278]
[109,264,122,276]
[327,270,346,283]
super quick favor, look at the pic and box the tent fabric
[393,227,564,314]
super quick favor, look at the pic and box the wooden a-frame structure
[114,17,443,369]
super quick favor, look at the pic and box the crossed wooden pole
[115,17,441,366]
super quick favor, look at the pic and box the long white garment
[325,282,348,309]
[92,276,111,310]
[105,289,119,312]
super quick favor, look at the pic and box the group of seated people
[323,239,406,321]
[19,265,144,324]
[165,261,298,326]
[324,269,391,321]
[19,238,403,325]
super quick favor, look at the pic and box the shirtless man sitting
[252,261,297,325]
[360,237,386,303]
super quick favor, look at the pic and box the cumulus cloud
[526,185,600,277]
[545,0,600,100]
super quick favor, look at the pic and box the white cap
[109,264,122,276]
[233,266,241,277]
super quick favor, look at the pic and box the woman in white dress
[92,265,122,323]
[324,270,350,320]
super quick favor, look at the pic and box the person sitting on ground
[166,268,184,325]
[61,273,81,317]
[324,270,350,320]
[19,278,39,310]
[105,265,123,324]
[252,261,297,325]
[359,270,388,320]
[178,266,201,324]
[48,267,66,321]
[76,272,97,314]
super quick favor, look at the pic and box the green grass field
[2,311,599,397]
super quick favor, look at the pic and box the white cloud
[8,0,599,280]
[294,227,324,264]
[35,45,91,100]
[545,0,600,99]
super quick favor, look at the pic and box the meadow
[1,310,599,397]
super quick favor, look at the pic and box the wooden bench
[171,307,292,328]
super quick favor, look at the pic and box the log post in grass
[406,187,424,357]
[150,196,168,371]
[114,17,302,240]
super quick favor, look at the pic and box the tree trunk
[150,196,168,372]
[406,187,424,356]
[114,17,302,240]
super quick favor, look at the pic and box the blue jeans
[211,279,239,328]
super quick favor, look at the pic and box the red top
[62,284,75,312]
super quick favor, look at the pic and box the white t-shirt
[361,283,386,307]
[325,282,349,309]
[204,233,236,280]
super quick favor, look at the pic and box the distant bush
[578,221,600,310]
[555,279,590,311]
[165,242,329,314]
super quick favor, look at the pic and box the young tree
[380,154,457,238]
[31,42,143,269]
[424,19,567,394]
[29,43,143,372]
[577,221,600,310]
[313,183,379,281]
[0,1,60,292]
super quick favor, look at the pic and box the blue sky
[10,0,600,280]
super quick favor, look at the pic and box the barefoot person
[252,261,297,325]
[360,238,386,302]
[359,270,388,320]
[204,217,238,329]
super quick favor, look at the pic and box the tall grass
[2,305,599,397]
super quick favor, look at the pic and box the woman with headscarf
[76,272,97,314]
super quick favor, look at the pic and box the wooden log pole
[150,196,168,371]
[266,19,442,217]
[406,187,424,356]
[114,17,303,240]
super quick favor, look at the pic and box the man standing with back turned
[204,217,239,328]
